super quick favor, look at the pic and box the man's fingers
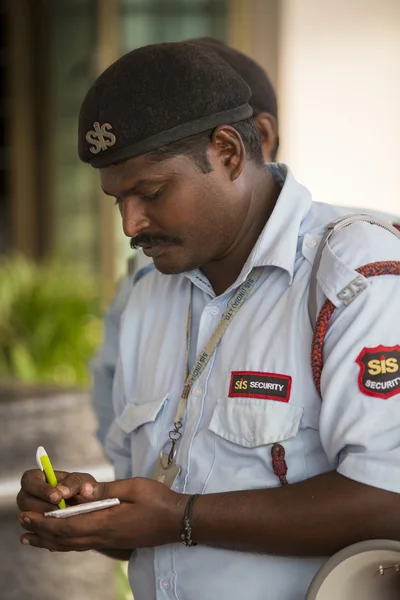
[56,472,97,499]
[20,470,63,505]
[79,480,109,501]
[81,478,137,502]
[18,510,107,540]
[18,469,97,514]
[20,533,58,551]
[20,533,98,552]
[16,490,56,513]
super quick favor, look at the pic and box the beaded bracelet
[180,494,200,547]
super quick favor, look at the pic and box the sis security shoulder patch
[356,345,400,399]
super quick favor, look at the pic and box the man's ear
[209,125,245,181]
[254,113,279,163]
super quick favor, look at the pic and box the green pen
[36,446,67,509]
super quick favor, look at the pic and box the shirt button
[160,579,170,591]
[174,481,184,492]
[306,238,317,248]
[210,306,219,316]
[193,388,202,397]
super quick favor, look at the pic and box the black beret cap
[78,41,252,168]
[190,38,278,121]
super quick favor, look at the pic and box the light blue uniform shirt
[102,164,400,600]
[91,276,133,445]
[91,263,153,445]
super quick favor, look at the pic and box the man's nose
[120,199,150,237]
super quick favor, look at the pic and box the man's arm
[17,474,400,555]
[189,471,399,555]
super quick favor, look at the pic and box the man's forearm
[190,472,399,556]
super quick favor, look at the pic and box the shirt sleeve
[104,359,133,480]
[318,226,400,493]
[90,275,133,446]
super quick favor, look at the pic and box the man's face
[100,139,249,275]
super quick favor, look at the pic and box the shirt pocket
[203,397,305,493]
[209,396,303,448]
[115,394,169,477]
[117,396,168,434]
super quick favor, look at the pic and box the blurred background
[0,0,399,599]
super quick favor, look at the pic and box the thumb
[80,478,137,502]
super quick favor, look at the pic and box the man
[17,42,400,600]
[91,37,280,446]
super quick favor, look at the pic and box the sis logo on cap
[86,122,116,155]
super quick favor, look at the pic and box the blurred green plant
[116,562,134,600]
[0,254,103,387]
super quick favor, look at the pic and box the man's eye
[141,190,162,201]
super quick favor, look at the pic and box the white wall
[278,0,400,215]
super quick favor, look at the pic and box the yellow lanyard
[164,266,264,465]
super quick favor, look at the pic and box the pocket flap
[209,397,303,448]
[116,395,168,434]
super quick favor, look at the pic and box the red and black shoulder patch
[356,345,400,399]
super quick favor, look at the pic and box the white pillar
[278,0,400,215]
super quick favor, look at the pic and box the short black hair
[146,118,264,174]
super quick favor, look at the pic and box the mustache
[130,233,182,249]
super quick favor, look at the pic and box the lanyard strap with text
[165,266,263,465]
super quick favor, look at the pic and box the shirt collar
[245,164,312,283]
[185,163,312,294]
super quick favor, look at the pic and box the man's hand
[18,477,186,552]
[18,471,400,557]
[17,469,98,514]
